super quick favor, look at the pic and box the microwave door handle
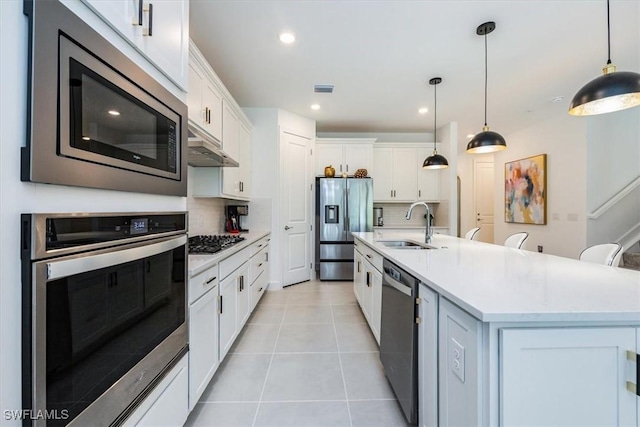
[44,235,186,281]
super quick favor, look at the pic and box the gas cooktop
[188,234,246,254]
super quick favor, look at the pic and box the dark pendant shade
[466,129,507,154]
[569,70,640,116]
[423,152,449,169]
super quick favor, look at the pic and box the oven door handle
[383,273,412,297]
[45,235,186,281]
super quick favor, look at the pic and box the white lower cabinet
[219,270,238,361]
[418,285,438,427]
[236,262,251,330]
[249,242,269,311]
[123,356,189,427]
[500,327,637,426]
[438,298,482,427]
[188,285,219,410]
[353,244,382,345]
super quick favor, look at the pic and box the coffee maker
[226,205,248,233]
[373,207,384,226]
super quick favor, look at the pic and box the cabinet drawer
[250,246,268,285]
[358,243,383,273]
[250,236,271,257]
[220,247,250,280]
[188,264,218,305]
[250,270,268,311]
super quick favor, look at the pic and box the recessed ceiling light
[551,96,564,103]
[82,136,90,141]
[310,104,320,110]
[108,110,120,116]
[418,107,429,114]
[279,32,295,44]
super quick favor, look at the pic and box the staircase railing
[587,175,640,219]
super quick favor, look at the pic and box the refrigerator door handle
[345,186,350,232]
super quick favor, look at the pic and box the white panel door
[315,143,343,176]
[501,327,637,426]
[373,147,393,201]
[474,161,494,243]
[393,148,418,201]
[281,131,311,286]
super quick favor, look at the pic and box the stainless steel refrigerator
[315,177,373,280]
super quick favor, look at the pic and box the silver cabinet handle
[284,225,293,230]
[627,351,639,395]
[143,2,153,36]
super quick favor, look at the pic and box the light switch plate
[450,337,465,382]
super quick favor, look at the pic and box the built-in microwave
[22,0,187,196]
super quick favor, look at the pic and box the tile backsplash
[187,197,225,236]
[374,202,445,227]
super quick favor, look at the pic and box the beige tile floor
[185,281,410,427]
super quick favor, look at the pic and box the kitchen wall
[586,107,640,248]
[374,203,441,227]
[0,2,186,422]
[492,114,587,258]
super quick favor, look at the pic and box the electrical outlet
[537,245,543,253]
[450,337,465,382]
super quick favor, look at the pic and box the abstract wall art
[505,154,547,224]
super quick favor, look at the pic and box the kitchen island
[352,231,640,426]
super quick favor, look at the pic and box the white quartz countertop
[352,231,640,323]
[188,230,270,277]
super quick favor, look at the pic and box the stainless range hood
[187,125,239,167]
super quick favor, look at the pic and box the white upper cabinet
[82,0,189,90]
[373,145,418,202]
[315,138,375,177]
[417,147,440,201]
[188,61,222,142]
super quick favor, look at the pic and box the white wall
[586,108,640,247]
[1,2,185,422]
[492,115,587,258]
[243,108,316,289]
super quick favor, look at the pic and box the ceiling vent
[314,84,334,94]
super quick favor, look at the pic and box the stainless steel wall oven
[21,213,188,426]
[22,0,187,196]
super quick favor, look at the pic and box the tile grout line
[330,301,354,427]
[250,290,288,427]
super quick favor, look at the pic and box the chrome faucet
[406,201,432,244]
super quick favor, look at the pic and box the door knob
[284,225,293,230]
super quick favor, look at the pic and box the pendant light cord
[434,82,438,151]
[606,0,611,64]
[484,33,488,127]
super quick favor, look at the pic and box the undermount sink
[378,240,436,250]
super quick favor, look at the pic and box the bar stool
[504,232,528,250]
[579,243,623,267]
[464,227,481,241]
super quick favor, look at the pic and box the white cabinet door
[222,101,240,197]
[361,264,374,323]
[344,144,372,176]
[438,298,482,427]
[187,62,205,126]
[418,285,438,427]
[315,143,344,176]
[417,148,440,201]
[188,286,219,410]
[135,0,188,89]
[83,0,188,90]
[238,122,251,199]
[202,80,223,143]
[393,147,418,201]
[236,262,251,330]
[219,272,238,361]
[370,267,382,344]
[353,250,364,305]
[373,147,394,201]
[501,327,637,426]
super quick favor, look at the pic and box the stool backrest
[465,227,481,241]
[504,232,529,250]
[579,243,623,267]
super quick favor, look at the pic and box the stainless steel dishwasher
[380,258,419,425]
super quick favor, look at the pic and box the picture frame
[505,154,547,225]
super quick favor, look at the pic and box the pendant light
[569,0,640,116]
[423,77,449,169]
[466,21,507,154]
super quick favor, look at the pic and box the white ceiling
[190,1,640,140]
